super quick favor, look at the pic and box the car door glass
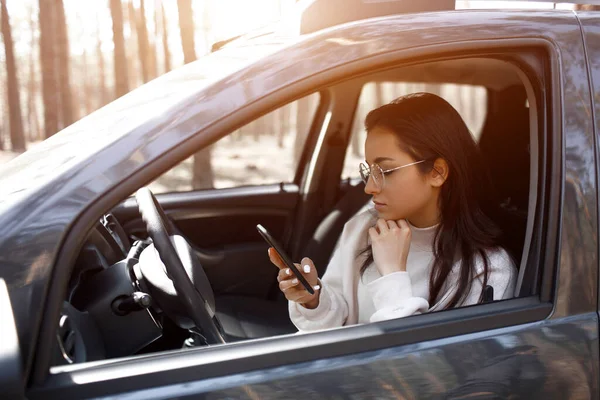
[343,83,487,179]
[149,93,320,194]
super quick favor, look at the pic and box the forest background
[0,1,581,192]
[0,0,292,160]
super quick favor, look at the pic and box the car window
[342,83,487,179]
[148,93,320,194]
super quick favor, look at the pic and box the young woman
[269,92,517,331]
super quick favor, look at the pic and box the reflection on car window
[343,82,487,179]
[149,93,320,194]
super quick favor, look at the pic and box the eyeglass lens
[359,163,383,189]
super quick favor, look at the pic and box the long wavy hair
[360,92,503,308]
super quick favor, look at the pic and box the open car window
[148,93,320,194]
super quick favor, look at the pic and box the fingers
[372,219,410,235]
[376,218,388,233]
[280,279,319,303]
[268,247,286,270]
[368,226,378,241]
[300,257,319,286]
[386,220,399,230]
[278,274,318,303]
[277,264,295,282]
[276,256,321,304]
[396,219,411,240]
[396,219,409,229]
[286,290,317,304]
[279,276,301,291]
[371,219,398,238]
[369,219,413,275]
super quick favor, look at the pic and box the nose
[364,175,380,195]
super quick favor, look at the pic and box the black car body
[1,5,599,399]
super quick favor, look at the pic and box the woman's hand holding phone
[268,248,321,309]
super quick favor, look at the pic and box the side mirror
[0,278,24,398]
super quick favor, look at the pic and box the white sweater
[289,209,517,330]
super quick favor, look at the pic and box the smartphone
[256,224,315,295]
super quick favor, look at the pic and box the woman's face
[363,126,442,226]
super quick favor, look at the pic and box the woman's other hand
[268,248,321,309]
[369,218,411,275]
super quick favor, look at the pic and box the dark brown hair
[360,92,503,308]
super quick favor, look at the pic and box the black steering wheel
[135,187,225,344]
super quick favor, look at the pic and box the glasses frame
[359,159,427,189]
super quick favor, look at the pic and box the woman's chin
[374,208,404,221]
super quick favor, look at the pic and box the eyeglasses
[359,159,426,190]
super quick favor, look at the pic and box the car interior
[52,54,541,366]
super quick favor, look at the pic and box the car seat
[478,85,530,282]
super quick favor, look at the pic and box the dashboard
[54,214,163,365]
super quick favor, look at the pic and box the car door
[26,10,599,399]
[576,7,600,344]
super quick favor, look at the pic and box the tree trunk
[191,149,214,190]
[1,0,24,151]
[38,0,59,138]
[160,2,171,73]
[178,0,212,189]
[278,103,290,148]
[109,0,129,98]
[26,4,39,142]
[81,47,92,116]
[135,0,151,82]
[96,12,108,108]
[55,0,74,128]
[177,0,196,63]
[27,28,40,142]
[146,0,157,79]
[127,1,139,89]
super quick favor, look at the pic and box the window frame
[305,51,551,301]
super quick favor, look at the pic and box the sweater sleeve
[288,209,379,331]
[432,248,517,310]
[366,248,517,321]
[367,272,430,322]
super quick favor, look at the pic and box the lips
[373,199,386,207]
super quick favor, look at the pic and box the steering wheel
[135,187,225,344]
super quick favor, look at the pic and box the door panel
[31,303,598,399]
[142,315,598,399]
[113,184,300,298]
